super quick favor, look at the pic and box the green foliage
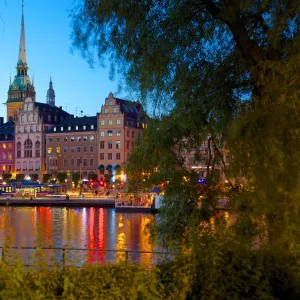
[16,174,24,181]
[72,173,80,186]
[42,174,51,183]
[56,172,67,184]
[1,173,12,182]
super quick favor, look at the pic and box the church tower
[46,77,55,107]
[6,2,36,121]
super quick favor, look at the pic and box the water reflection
[0,207,157,265]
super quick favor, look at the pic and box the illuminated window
[76,126,78,130]
[56,147,60,153]
[64,137,68,142]
[83,125,86,130]
[77,136,81,141]
[71,136,75,142]
[68,126,71,131]
[83,136,88,141]
[47,147,52,154]
[2,144,6,149]
[91,125,94,129]
[53,127,56,132]
[90,136,94,141]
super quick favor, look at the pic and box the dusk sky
[0,0,129,119]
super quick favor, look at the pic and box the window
[77,159,81,167]
[54,116,57,122]
[2,144,6,149]
[8,143,12,148]
[116,130,121,136]
[18,127,21,133]
[77,136,81,141]
[116,140,121,149]
[100,131,104,137]
[83,125,86,130]
[61,127,64,131]
[117,119,121,125]
[127,131,130,137]
[2,153,6,160]
[27,104,31,111]
[56,137,60,142]
[113,108,117,113]
[27,114,30,121]
[8,153,12,161]
[109,101,112,105]
[49,137,52,143]
[100,153,104,160]
[90,159,94,167]
[83,136,88,141]
[63,159,68,168]
[17,142,21,158]
[76,126,78,130]
[116,153,121,160]
[132,132,135,138]
[53,127,56,132]
[64,137,68,142]
[48,115,51,121]
[77,146,81,152]
[83,159,87,167]
[47,147,52,154]
[83,146,87,152]
[108,120,112,125]
[35,141,40,157]
[127,141,130,149]
[108,140,112,149]
[108,130,113,136]
[100,120,105,126]
[104,108,108,113]
[90,146,94,152]
[63,147,67,153]
[91,125,94,129]
[100,141,105,149]
[71,137,75,142]
[33,113,37,121]
[90,136,95,141]
[108,153,112,160]
[68,126,71,131]
[71,159,75,167]
[21,115,24,122]
[24,139,33,158]
[70,147,75,153]
[56,147,60,153]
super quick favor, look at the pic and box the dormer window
[54,127,56,132]
[61,127,64,131]
[83,125,86,130]
[76,126,78,130]
[91,125,94,129]
[68,126,71,131]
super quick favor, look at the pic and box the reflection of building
[97,92,149,180]
[0,117,15,173]
[45,116,98,178]
[5,7,36,121]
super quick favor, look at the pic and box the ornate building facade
[97,92,149,181]
[6,7,35,121]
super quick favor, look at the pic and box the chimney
[59,106,62,109]
[0,117,4,126]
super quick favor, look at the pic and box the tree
[104,174,113,187]
[71,1,300,249]
[72,173,81,187]
[56,172,67,184]
[2,173,12,182]
[42,174,51,183]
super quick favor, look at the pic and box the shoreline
[0,198,115,208]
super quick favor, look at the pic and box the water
[0,207,163,265]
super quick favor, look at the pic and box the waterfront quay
[0,197,115,208]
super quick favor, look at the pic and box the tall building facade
[6,7,35,121]
[14,94,72,179]
[0,117,15,174]
[45,116,98,179]
[97,92,148,181]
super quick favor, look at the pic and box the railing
[0,246,172,267]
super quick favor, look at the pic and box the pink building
[0,117,15,174]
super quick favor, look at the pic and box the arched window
[13,111,17,121]
[35,141,40,157]
[17,142,21,158]
[2,153,6,160]
[24,139,32,158]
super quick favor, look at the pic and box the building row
[0,7,148,183]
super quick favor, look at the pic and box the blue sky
[0,0,128,119]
